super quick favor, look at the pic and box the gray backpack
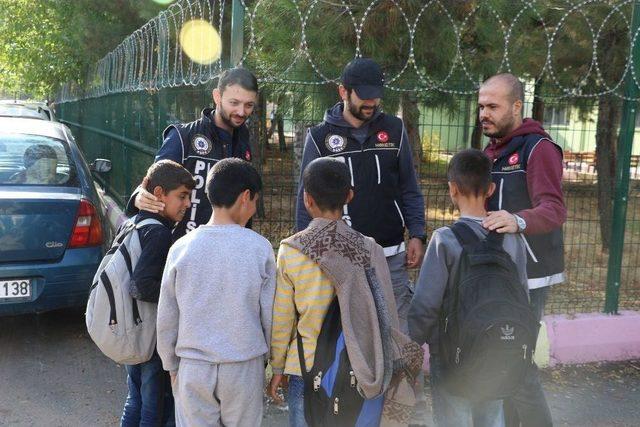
[85,218,161,365]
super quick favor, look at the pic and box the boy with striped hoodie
[268,157,422,427]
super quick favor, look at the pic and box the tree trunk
[249,91,265,217]
[531,79,545,123]
[595,95,621,250]
[277,114,286,152]
[470,108,483,149]
[293,121,309,186]
[400,92,422,173]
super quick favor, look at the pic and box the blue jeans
[430,355,504,427]
[287,375,308,427]
[121,352,175,427]
[386,252,414,334]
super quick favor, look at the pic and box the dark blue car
[0,117,112,315]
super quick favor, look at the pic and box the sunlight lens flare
[179,19,222,65]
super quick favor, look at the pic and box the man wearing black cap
[296,58,426,333]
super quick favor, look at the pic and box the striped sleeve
[270,245,297,374]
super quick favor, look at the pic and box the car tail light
[69,199,103,248]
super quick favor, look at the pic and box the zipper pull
[523,344,528,360]
[444,316,449,333]
[455,347,461,364]
[349,370,356,388]
[333,397,339,414]
[313,371,322,391]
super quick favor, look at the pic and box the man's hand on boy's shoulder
[483,210,518,233]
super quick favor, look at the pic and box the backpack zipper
[455,347,461,364]
[522,344,528,359]
[444,316,449,333]
[349,370,356,388]
[313,371,323,391]
[333,397,339,414]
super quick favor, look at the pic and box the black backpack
[297,297,384,427]
[438,222,538,402]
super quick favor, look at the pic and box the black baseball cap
[341,58,384,100]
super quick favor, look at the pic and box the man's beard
[482,116,515,139]
[348,101,378,122]
[218,106,245,129]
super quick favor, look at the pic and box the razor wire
[57,0,640,102]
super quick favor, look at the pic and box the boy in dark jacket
[120,160,195,427]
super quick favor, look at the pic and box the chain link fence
[56,0,640,314]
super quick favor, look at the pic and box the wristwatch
[514,214,527,233]
[410,234,427,244]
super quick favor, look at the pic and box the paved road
[0,308,638,426]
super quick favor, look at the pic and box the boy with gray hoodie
[157,158,276,427]
[408,149,529,427]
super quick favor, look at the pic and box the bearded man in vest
[126,67,258,241]
[480,73,565,427]
[295,58,427,334]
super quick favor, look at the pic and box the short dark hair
[145,160,196,194]
[447,149,493,197]
[303,158,351,211]
[218,67,258,94]
[206,158,262,208]
[482,73,524,103]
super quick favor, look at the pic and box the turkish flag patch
[377,131,389,143]
[508,153,519,165]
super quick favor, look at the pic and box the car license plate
[1,279,32,299]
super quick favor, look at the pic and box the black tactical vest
[167,108,251,240]
[309,113,406,248]
[487,134,564,282]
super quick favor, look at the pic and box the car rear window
[0,105,49,120]
[0,134,77,186]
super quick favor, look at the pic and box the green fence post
[230,0,244,67]
[604,1,640,314]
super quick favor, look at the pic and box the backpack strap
[135,218,163,229]
[448,221,481,247]
[485,230,505,249]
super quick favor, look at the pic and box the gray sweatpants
[173,356,264,427]
[386,251,413,334]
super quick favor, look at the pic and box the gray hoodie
[408,216,528,354]
[156,224,276,373]
[295,103,425,241]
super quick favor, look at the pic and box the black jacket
[124,212,174,303]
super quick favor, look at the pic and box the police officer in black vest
[480,73,565,427]
[296,58,426,333]
[126,68,258,240]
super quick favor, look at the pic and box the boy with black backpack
[408,149,535,427]
[268,157,422,427]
